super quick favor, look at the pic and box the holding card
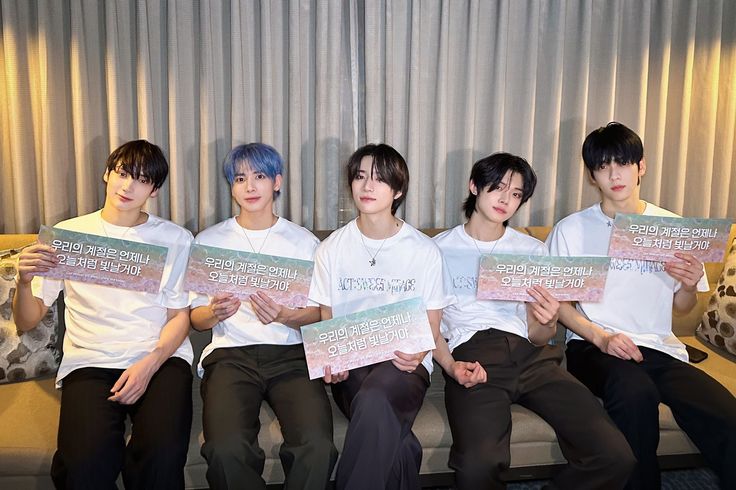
[301,298,436,380]
[477,254,611,302]
[183,243,313,308]
[37,225,168,293]
[608,213,732,263]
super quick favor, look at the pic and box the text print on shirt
[338,277,417,294]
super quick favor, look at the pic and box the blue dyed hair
[223,143,284,198]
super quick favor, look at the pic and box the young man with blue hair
[547,122,736,489]
[190,143,337,490]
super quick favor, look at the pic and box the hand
[16,244,58,285]
[323,365,349,384]
[450,360,487,388]
[599,332,643,362]
[108,355,158,405]
[249,291,285,325]
[392,350,427,373]
[209,293,241,322]
[664,253,703,291]
[526,285,559,326]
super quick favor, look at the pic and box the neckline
[98,209,150,230]
[353,218,404,245]
[234,216,280,236]
[461,223,505,249]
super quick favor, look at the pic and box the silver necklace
[360,232,388,266]
[238,216,275,254]
[358,218,399,266]
[467,224,502,256]
[99,214,135,241]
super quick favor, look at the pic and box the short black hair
[347,144,409,215]
[105,140,169,190]
[463,152,537,224]
[582,122,643,176]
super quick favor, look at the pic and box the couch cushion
[697,238,736,360]
[0,248,62,384]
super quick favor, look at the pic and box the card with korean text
[183,243,313,308]
[301,297,437,380]
[477,254,611,302]
[37,225,168,293]
[608,214,732,263]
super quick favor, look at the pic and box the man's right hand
[17,244,58,285]
[450,360,487,388]
[598,331,643,362]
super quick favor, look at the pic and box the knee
[203,433,261,467]
[606,378,660,413]
[131,435,189,471]
[351,385,395,418]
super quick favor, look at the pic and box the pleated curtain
[1,0,734,234]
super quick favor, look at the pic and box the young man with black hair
[547,122,736,489]
[435,152,634,489]
[14,140,194,489]
[311,143,475,490]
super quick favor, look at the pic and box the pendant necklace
[358,218,398,266]
[360,233,388,266]
[238,215,276,254]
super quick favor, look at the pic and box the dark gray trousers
[445,329,635,490]
[200,344,337,490]
[567,339,736,490]
[331,360,430,490]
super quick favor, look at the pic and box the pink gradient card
[477,254,611,302]
[36,225,168,293]
[301,298,436,379]
[183,243,313,308]
[608,214,732,263]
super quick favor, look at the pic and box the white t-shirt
[435,224,548,351]
[546,202,709,361]
[32,210,194,387]
[311,219,455,374]
[191,217,319,377]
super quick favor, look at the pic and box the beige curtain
[1,0,734,234]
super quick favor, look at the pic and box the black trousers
[445,329,635,490]
[51,357,193,490]
[331,360,430,490]
[567,339,736,490]
[200,344,337,490]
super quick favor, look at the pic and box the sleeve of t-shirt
[160,230,194,309]
[304,234,320,308]
[696,270,710,292]
[188,232,211,309]
[422,245,456,310]
[309,240,332,307]
[533,240,550,257]
[545,224,571,257]
[31,275,64,308]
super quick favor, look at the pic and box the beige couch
[1,226,735,489]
